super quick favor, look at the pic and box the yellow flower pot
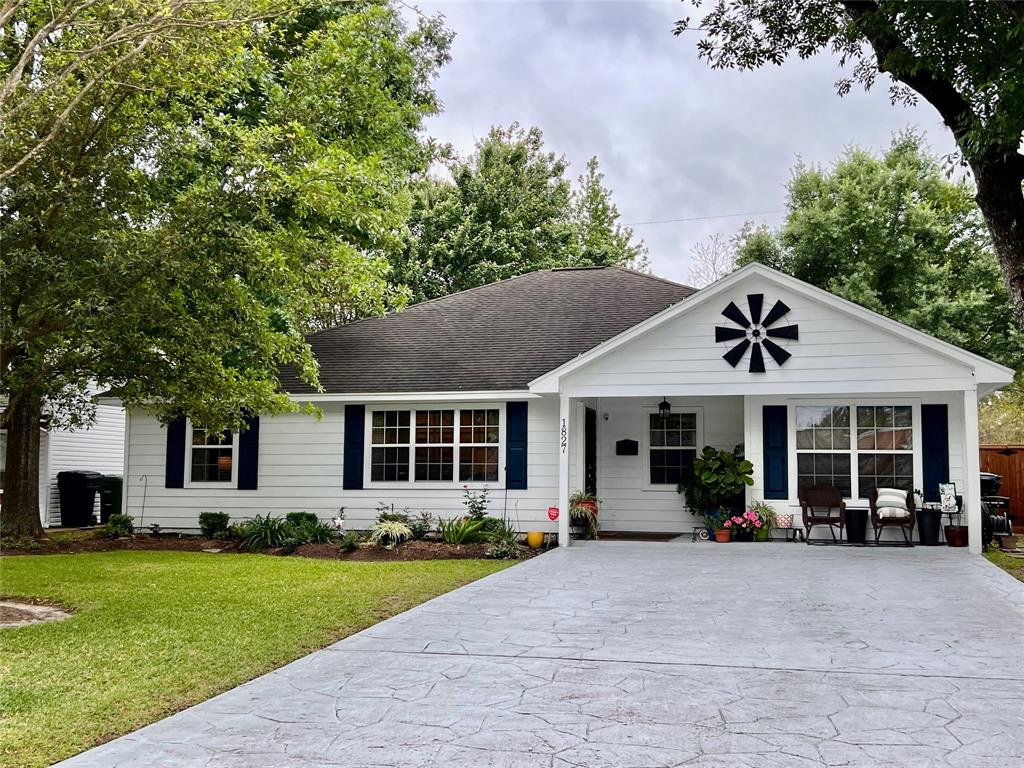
[526,531,545,549]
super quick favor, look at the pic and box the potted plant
[722,509,764,542]
[678,446,754,529]
[569,490,599,540]
[748,500,778,542]
[707,509,732,542]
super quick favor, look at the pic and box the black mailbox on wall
[616,439,639,456]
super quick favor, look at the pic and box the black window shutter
[762,405,788,500]
[506,401,528,490]
[921,404,949,502]
[165,416,186,488]
[343,404,365,490]
[237,415,260,490]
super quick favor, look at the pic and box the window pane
[894,406,912,428]
[858,452,913,497]
[833,428,850,450]
[460,410,499,444]
[831,407,850,428]
[372,412,410,445]
[876,406,893,428]
[415,446,453,481]
[459,446,498,482]
[190,447,232,482]
[649,448,695,486]
[813,429,832,450]
[415,410,454,444]
[371,446,409,481]
[857,429,875,450]
[857,406,874,428]
[796,452,850,498]
[796,429,813,450]
[893,428,912,450]
[797,406,830,429]
[876,429,894,450]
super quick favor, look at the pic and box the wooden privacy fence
[979,445,1024,529]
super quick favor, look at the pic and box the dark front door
[585,407,597,497]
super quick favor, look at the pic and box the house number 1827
[560,418,568,454]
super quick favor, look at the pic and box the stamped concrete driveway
[60,543,1024,768]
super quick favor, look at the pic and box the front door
[585,407,597,496]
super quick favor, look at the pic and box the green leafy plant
[339,531,361,553]
[285,512,318,527]
[370,520,412,550]
[103,514,135,538]
[486,539,524,560]
[437,516,486,545]
[226,523,248,541]
[461,486,490,520]
[678,446,753,515]
[748,500,778,540]
[198,512,230,539]
[240,515,291,552]
[375,502,409,524]
[407,511,434,540]
[569,491,599,539]
[291,520,340,545]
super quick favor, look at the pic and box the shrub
[375,502,409,525]
[285,511,318,527]
[240,515,290,552]
[461,486,489,520]
[292,519,339,545]
[437,516,485,545]
[370,520,412,550]
[339,531,361,552]
[103,514,134,538]
[226,523,248,541]
[480,516,513,540]
[486,539,524,560]
[407,511,434,540]
[198,512,231,538]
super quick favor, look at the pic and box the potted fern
[569,490,599,540]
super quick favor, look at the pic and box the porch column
[558,394,571,547]
[962,386,982,554]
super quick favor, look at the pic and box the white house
[0,400,125,526]
[115,264,1014,553]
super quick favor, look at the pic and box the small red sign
[547,506,559,521]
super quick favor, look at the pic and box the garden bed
[2,529,546,561]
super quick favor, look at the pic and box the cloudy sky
[411,0,958,284]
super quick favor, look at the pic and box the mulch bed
[3,531,547,561]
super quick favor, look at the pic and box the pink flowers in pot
[723,509,764,533]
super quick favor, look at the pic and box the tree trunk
[971,158,1024,333]
[1,391,44,538]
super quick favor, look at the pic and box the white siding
[44,404,126,526]
[559,278,977,398]
[595,396,743,532]
[124,398,563,533]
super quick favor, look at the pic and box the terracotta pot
[714,529,731,543]
[576,500,598,517]
[526,531,545,549]
[945,525,968,548]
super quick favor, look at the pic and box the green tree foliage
[980,382,1024,444]
[0,2,450,536]
[675,1,1024,333]
[393,124,647,302]
[735,133,1023,374]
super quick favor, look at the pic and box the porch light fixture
[658,398,672,420]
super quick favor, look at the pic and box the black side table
[845,507,868,545]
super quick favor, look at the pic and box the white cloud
[413,0,958,283]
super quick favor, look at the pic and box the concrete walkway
[60,543,1024,767]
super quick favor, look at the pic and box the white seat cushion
[877,506,911,520]
[875,488,908,510]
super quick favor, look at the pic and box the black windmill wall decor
[714,294,799,373]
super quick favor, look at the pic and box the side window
[370,410,410,481]
[648,412,697,485]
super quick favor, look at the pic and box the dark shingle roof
[280,267,697,394]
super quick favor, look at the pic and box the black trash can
[845,508,868,544]
[57,470,102,527]
[917,507,942,546]
[980,472,1002,497]
[99,475,123,524]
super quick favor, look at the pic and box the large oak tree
[0,1,450,536]
[676,1,1024,332]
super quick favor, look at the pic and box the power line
[624,209,785,227]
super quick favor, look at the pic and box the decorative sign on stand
[548,506,559,521]
[714,293,799,373]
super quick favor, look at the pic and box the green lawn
[985,548,1024,582]
[0,551,511,768]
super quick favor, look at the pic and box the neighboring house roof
[280,267,696,395]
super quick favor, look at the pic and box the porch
[551,391,984,551]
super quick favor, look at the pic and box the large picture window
[794,403,916,500]
[648,412,698,485]
[188,425,237,485]
[368,407,501,485]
